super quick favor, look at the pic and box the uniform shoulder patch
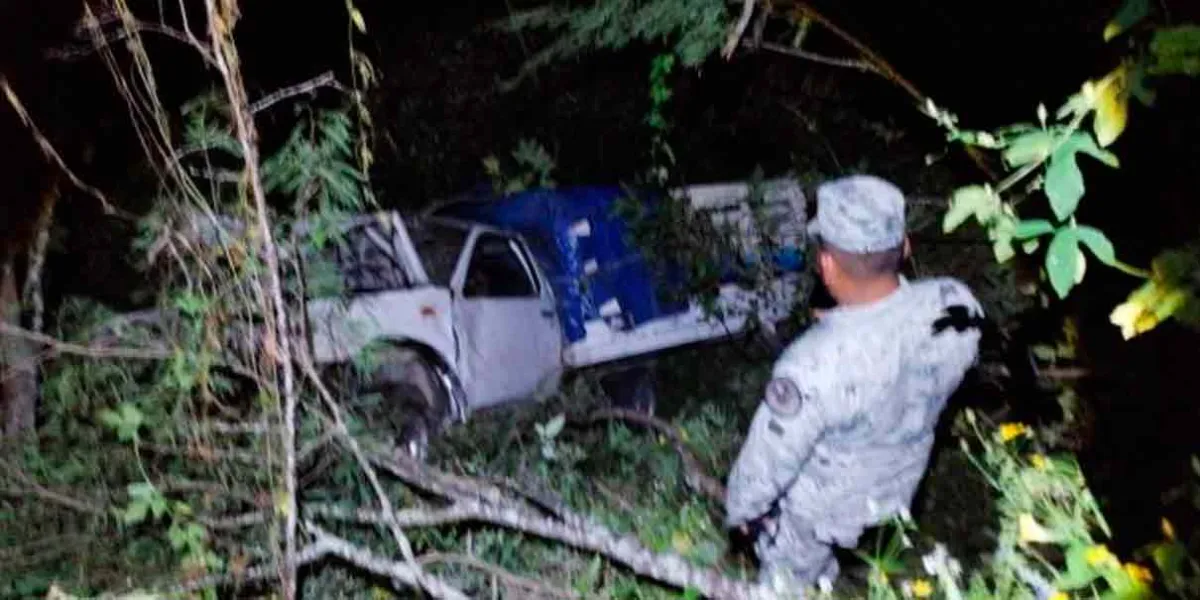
[764,377,804,418]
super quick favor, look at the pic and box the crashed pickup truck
[300,178,809,454]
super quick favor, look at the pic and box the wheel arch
[372,337,469,424]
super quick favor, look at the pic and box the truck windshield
[409,221,468,286]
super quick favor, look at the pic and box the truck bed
[563,275,801,368]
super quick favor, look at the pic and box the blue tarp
[435,185,803,343]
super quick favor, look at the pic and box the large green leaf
[1076,225,1118,266]
[1045,149,1086,221]
[1002,131,1054,167]
[1061,131,1120,168]
[1046,228,1081,298]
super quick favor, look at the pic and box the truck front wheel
[355,346,452,462]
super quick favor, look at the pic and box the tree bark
[1,257,38,436]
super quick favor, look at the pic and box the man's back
[768,276,983,535]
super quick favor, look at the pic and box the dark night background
[2,0,1198,556]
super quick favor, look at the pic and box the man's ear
[817,250,837,280]
[902,236,912,260]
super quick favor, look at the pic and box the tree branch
[722,0,758,59]
[0,78,118,215]
[0,322,173,361]
[417,552,579,599]
[307,522,469,600]
[757,41,877,73]
[204,2,304,596]
[370,454,778,600]
[249,71,345,114]
[47,16,218,68]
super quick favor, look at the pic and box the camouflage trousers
[755,513,861,593]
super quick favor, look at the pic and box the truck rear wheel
[355,346,452,462]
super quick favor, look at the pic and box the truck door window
[463,233,538,298]
[331,222,410,293]
[410,222,468,286]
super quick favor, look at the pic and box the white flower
[867,498,879,517]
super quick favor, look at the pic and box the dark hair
[819,241,905,279]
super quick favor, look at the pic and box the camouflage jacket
[725,276,984,544]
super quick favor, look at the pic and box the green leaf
[943,185,995,233]
[1056,543,1104,590]
[1103,0,1150,41]
[123,500,149,525]
[1013,219,1056,240]
[1062,131,1120,168]
[1045,147,1086,221]
[1002,131,1054,168]
[1023,238,1041,254]
[1076,225,1118,266]
[1046,228,1081,299]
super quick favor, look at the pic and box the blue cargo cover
[435,185,803,343]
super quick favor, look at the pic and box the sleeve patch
[764,377,804,418]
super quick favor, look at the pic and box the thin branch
[47,18,218,68]
[249,71,345,114]
[0,77,119,215]
[757,41,876,73]
[307,522,470,600]
[295,348,439,596]
[722,0,758,59]
[0,322,172,361]
[204,2,304,596]
[417,552,579,599]
[770,3,999,181]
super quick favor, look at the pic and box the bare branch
[417,552,579,599]
[47,18,218,68]
[250,71,345,114]
[757,41,877,73]
[722,0,757,59]
[307,522,470,600]
[0,78,119,215]
[295,348,440,595]
[0,322,173,361]
[203,1,304,595]
[370,454,779,600]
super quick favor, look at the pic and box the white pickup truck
[300,178,809,454]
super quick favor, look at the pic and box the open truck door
[451,227,563,408]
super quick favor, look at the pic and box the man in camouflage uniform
[725,174,985,592]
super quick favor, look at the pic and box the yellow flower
[1018,513,1055,543]
[1049,592,1069,600]
[1085,545,1118,568]
[999,422,1030,442]
[1124,563,1154,583]
[1030,454,1048,470]
[910,579,934,598]
[1162,517,1176,540]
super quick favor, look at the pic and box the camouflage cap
[807,175,906,253]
